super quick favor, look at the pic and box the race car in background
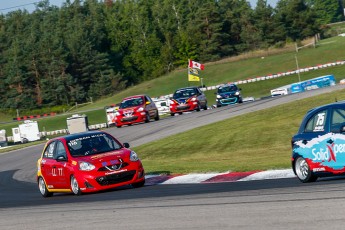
[216,83,243,107]
[37,130,145,197]
[292,101,345,182]
[115,95,159,128]
[105,103,120,127]
[169,86,207,116]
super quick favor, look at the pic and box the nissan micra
[37,131,145,197]
[292,101,345,182]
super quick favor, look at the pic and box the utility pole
[295,55,301,83]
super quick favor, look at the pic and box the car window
[173,89,196,99]
[43,142,55,159]
[55,141,67,159]
[219,85,238,93]
[120,97,144,108]
[67,133,122,156]
[331,108,345,133]
[145,96,152,103]
[304,110,327,133]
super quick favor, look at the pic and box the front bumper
[170,102,198,113]
[74,161,145,193]
[217,96,241,106]
[115,112,147,126]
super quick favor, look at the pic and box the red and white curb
[145,169,295,185]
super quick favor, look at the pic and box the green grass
[135,88,345,174]
[1,36,345,135]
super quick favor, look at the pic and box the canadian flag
[189,60,205,70]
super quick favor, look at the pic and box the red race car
[169,87,208,116]
[37,130,145,197]
[115,95,159,128]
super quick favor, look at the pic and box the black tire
[196,103,201,112]
[38,177,53,197]
[154,110,160,121]
[70,175,82,195]
[116,125,122,128]
[170,113,175,116]
[132,179,145,188]
[145,112,150,123]
[294,157,317,183]
[178,112,183,115]
[203,102,208,110]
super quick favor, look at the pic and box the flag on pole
[189,60,205,70]
[188,66,200,82]
[188,74,200,81]
[189,68,199,76]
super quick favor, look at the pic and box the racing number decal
[314,112,326,132]
[52,168,64,176]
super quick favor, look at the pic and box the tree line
[0,0,343,110]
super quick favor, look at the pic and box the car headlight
[235,92,240,96]
[191,97,197,101]
[79,161,95,171]
[130,151,139,161]
[137,107,144,112]
[216,95,222,99]
[115,112,121,116]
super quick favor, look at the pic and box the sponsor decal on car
[90,151,122,160]
[294,133,345,170]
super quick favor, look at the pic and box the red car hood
[74,149,131,165]
[118,106,143,113]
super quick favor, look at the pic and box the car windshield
[173,89,197,99]
[67,133,122,157]
[120,97,144,109]
[218,85,237,93]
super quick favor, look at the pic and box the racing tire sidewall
[294,157,317,183]
[38,177,53,197]
[70,175,82,195]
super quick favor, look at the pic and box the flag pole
[187,59,190,87]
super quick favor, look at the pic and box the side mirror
[341,126,345,133]
[56,155,67,162]
[123,142,130,148]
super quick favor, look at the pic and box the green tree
[275,0,320,41]
[252,0,277,48]
[306,0,344,24]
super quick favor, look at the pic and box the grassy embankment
[1,36,345,136]
[0,35,345,173]
[136,88,345,174]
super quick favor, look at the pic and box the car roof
[122,95,146,100]
[219,83,237,88]
[306,100,345,115]
[54,130,107,142]
[175,87,198,91]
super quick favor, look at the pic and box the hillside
[1,35,345,135]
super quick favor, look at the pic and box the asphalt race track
[1,85,345,229]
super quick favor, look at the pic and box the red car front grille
[95,170,136,186]
[176,105,190,111]
[98,162,129,171]
[121,116,138,122]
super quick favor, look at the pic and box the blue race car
[292,101,345,182]
[216,84,243,107]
